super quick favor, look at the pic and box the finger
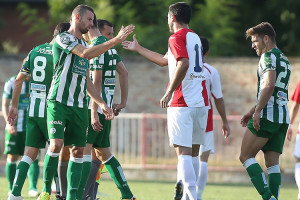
[133,34,136,41]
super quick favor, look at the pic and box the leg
[58,145,70,198]
[11,147,39,196]
[96,147,134,199]
[196,150,210,200]
[265,151,281,199]
[6,154,19,193]
[76,143,92,199]
[66,146,84,200]
[42,139,63,194]
[239,128,272,200]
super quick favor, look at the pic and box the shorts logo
[49,120,63,125]
[50,128,56,135]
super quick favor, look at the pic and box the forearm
[11,75,25,108]
[214,98,228,124]
[289,102,299,124]
[255,86,274,113]
[117,62,128,106]
[166,59,188,94]
[87,78,105,107]
[1,98,10,123]
[136,45,167,67]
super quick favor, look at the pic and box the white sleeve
[210,68,223,99]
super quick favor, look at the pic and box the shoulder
[55,32,77,45]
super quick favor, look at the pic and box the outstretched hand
[116,25,135,42]
[122,34,139,52]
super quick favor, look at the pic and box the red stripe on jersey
[203,64,211,74]
[170,83,188,107]
[168,29,192,61]
[206,100,213,132]
[202,80,209,106]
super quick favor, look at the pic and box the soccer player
[286,81,300,200]
[34,5,134,200]
[82,19,132,200]
[179,37,231,200]
[123,2,208,199]
[2,72,38,197]
[239,22,290,200]
[7,22,71,200]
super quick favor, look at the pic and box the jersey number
[194,44,202,72]
[33,56,46,82]
[275,61,290,90]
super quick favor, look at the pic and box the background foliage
[17,0,300,56]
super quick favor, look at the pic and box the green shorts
[247,118,288,153]
[47,100,88,147]
[26,117,49,148]
[86,111,111,148]
[4,130,26,155]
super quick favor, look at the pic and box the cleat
[7,194,23,200]
[55,194,66,200]
[28,189,40,197]
[174,180,183,200]
[37,192,51,200]
[123,196,137,200]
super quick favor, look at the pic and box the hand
[160,92,172,108]
[122,34,140,52]
[115,25,135,42]
[7,124,17,135]
[252,111,261,131]
[112,103,126,116]
[222,122,230,139]
[286,125,293,142]
[240,110,253,127]
[91,112,103,132]
[99,104,114,120]
[8,106,18,126]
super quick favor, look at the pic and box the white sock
[196,161,208,200]
[295,162,300,196]
[178,155,196,200]
[183,157,200,200]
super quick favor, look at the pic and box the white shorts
[294,133,300,158]
[167,107,208,148]
[199,131,215,155]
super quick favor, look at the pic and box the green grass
[0,176,298,200]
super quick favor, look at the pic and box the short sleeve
[210,68,223,99]
[291,81,300,104]
[55,32,79,54]
[2,78,14,99]
[168,34,188,61]
[261,52,276,73]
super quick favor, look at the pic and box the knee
[70,146,84,158]
[49,141,63,153]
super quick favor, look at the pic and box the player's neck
[173,23,189,33]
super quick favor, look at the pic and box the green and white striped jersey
[3,76,30,131]
[257,48,290,124]
[48,31,89,108]
[88,36,121,113]
[21,43,53,118]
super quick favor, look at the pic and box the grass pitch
[0,176,297,200]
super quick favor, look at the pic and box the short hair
[71,4,96,26]
[53,22,70,38]
[200,37,209,56]
[169,2,191,25]
[97,19,113,32]
[245,22,276,43]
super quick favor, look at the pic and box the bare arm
[113,61,128,116]
[160,58,189,108]
[286,101,299,141]
[8,72,27,126]
[214,97,230,138]
[2,95,17,135]
[122,34,168,67]
[252,70,276,131]
[90,69,103,132]
[72,25,135,60]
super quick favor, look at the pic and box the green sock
[6,160,17,191]
[76,155,91,199]
[67,157,83,200]
[42,150,59,194]
[11,156,33,196]
[105,156,133,199]
[28,158,39,190]
[243,158,272,200]
[268,165,281,199]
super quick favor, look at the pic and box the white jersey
[167,28,208,107]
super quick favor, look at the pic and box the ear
[172,14,176,22]
[263,35,269,44]
[75,14,80,21]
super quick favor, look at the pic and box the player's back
[22,43,53,118]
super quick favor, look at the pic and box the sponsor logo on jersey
[61,35,70,44]
[190,73,205,80]
[49,120,63,125]
[104,78,115,85]
[31,83,46,91]
[37,48,52,55]
[50,127,56,134]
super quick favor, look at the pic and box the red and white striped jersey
[203,63,223,132]
[167,28,208,107]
